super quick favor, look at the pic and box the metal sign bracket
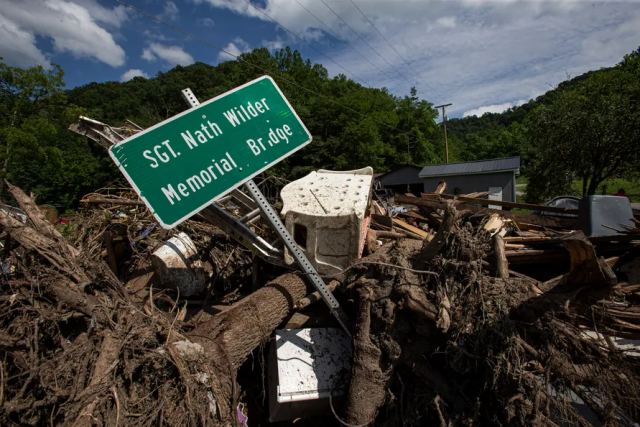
[181,88,351,335]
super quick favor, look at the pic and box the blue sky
[1,0,639,118]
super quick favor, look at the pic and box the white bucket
[151,232,205,297]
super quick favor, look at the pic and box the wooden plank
[561,231,617,286]
[392,218,429,238]
[398,211,428,221]
[503,234,640,245]
[493,235,509,279]
[103,231,118,276]
[434,181,447,194]
[421,192,578,214]
[417,206,442,228]
[396,194,578,230]
[504,236,555,242]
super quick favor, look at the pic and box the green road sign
[109,76,312,228]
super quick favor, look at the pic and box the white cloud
[436,16,456,28]
[120,69,149,82]
[218,37,250,61]
[262,38,284,52]
[72,0,130,28]
[142,30,173,42]
[200,17,215,27]
[0,14,51,68]
[463,99,529,117]
[161,1,180,21]
[192,0,640,117]
[142,43,194,66]
[0,0,125,68]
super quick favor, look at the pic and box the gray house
[419,156,521,202]
[375,165,424,196]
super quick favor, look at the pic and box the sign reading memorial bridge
[109,76,312,228]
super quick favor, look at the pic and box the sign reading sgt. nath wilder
[109,76,312,228]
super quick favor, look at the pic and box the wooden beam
[434,181,447,194]
[103,231,118,276]
[493,235,509,279]
[561,231,617,287]
[398,211,428,222]
[392,218,430,239]
[421,192,578,214]
[395,195,579,230]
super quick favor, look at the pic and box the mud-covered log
[0,210,88,284]
[345,287,388,425]
[190,273,311,369]
[493,234,509,279]
[6,180,79,257]
[421,201,458,261]
[186,273,312,420]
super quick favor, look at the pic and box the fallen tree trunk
[188,274,312,419]
[190,273,311,370]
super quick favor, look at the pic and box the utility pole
[435,103,452,163]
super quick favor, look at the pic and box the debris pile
[1,178,640,426]
[343,199,640,425]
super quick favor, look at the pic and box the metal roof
[419,156,520,178]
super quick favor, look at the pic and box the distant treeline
[1,46,638,210]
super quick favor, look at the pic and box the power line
[319,0,434,103]
[348,0,445,101]
[115,0,442,145]
[237,0,371,88]
[291,0,403,90]
[319,0,406,86]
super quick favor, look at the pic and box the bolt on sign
[109,76,312,228]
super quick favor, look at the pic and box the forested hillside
[445,50,639,202]
[68,47,443,178]
[445,67,612,164]
[1,46,638,210]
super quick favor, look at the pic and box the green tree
[525,55,640,202]
[0,60,116,210]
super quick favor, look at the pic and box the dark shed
[376,165,424,196]
[419,157,520,202]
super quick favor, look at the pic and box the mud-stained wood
[396,194,578,230]
[421,201,458,261]
[345,287,388,425]
[392,218,430,239]
[493,234,509,279]
[561,231,617,287]
[421,191,578,214]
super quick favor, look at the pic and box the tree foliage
[525,49,640,202]
[2,46,639,210]
[68,47,442,180]
[0,60,116,210]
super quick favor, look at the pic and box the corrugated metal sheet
[419,156,520,177]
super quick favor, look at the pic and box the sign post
[110,78,351,334]
[109,76,312,229]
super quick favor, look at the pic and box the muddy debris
[1,183,640,426]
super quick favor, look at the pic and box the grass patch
[516,176,640,203]
[570,178,640,202]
